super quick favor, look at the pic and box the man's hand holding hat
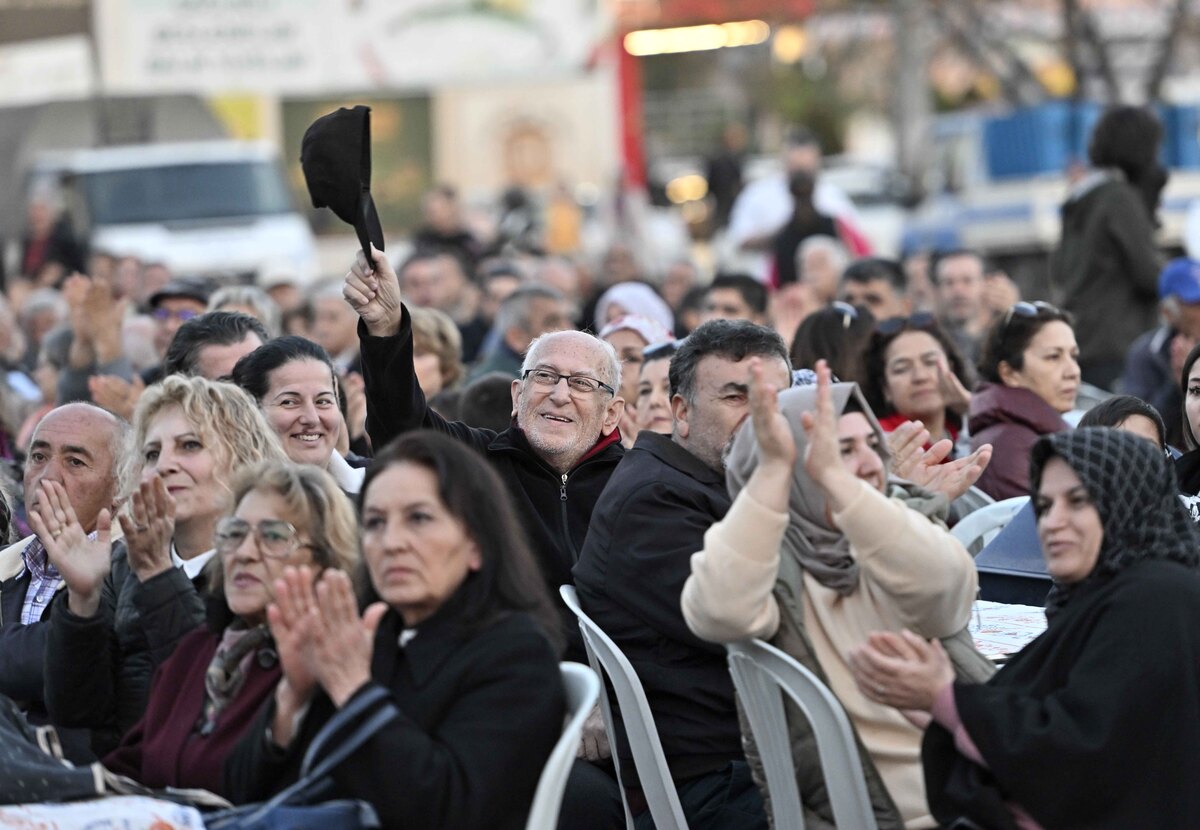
[345,246,402,338]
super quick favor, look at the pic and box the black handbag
[205,685,400,830]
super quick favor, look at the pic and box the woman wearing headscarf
[851,428,1200,829]
[682,361,992,829]
[593,281,675,335]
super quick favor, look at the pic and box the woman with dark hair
[969,302,1079,499]
[789,301,874,381]
[861,313,973,456]
[230,336,363,493]
[1174,343,1200,512]
[225,430,565,830]
[1077,394,1167,449]
[1052,105,1166,389]
[851,428,1200,829]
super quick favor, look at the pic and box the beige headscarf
[725,381,889,596]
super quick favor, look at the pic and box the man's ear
[601,396,624,436]
[510,379,521,419]
[671,394,690,439]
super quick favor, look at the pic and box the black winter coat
[924,559,1200,829]
[44,543,205,756]
[572,431,743,783]
[224,608,564,830]
[358,308,624,614]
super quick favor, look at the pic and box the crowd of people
[0,103,1197,830]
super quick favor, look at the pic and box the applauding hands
[267,565,389,746]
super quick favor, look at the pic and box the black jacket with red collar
[358,308,625,636]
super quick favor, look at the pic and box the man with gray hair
[343,248,625,605]
[469,283,572,381]
[0,402,127,739]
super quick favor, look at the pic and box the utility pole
[893,0,933,192]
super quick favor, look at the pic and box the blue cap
[1159,258,1200,303]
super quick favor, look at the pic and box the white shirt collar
[171,544,216,580]
[328,450,365,495]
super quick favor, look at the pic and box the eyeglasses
[876,311,936,336]
[1002,301,1060,330]
[830,301,859,330]
[521,368,615,396]
[642,338,685,362]
[152,308,200,323]
[214,517,312,559]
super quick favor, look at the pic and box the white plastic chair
[559,585,689,830]
[525,662,601,830]
[950,496,1029,556]
[726,639,878,830]
[951,485,995,519]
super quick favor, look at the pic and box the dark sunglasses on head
[829,301,859,330]
[1002,300,1060,330]
[876,311,936,336]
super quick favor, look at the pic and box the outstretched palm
[29,480,112,618]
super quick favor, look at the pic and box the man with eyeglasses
[343,248,625,608]
[573,320,791,830]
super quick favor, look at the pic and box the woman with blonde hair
[409,305,465,397]
[42,375,288,755]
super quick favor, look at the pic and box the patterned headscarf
[1031,428,1200,617]
[726,381,890,596]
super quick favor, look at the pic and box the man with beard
[572,320,791,830]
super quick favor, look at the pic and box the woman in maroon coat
[969,302,1079,500]
[102,461,358,796]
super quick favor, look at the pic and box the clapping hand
[308,569,388,708]
[849,630,954,713]
[935,356,972,416]
[888,421,992,502]
[344,246,403,337]
[748,357,796,472]
[119,477,176,583]
[799,360,840,487]
[29,480,112,618]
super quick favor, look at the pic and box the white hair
[797,234,850,274]
[521,331,622,392]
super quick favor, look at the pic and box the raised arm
[683,359,793,643]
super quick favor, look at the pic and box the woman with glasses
[861,313,974,457]
[225,431,565,830]
[43,376,288,754]
[970,302,1080,499]
[99,461,357,795]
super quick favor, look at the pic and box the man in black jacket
[343,247,625,607]
[573,320,791,830]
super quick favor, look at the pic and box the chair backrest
[951,485,995,516]
[558,585,688,830]
[726,639,878,830]
[950,496,1029,556]
[525,662,601,830]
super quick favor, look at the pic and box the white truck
[27,141,319,284]
[903,103,1200,295]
